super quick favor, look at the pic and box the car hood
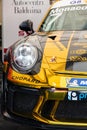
[36,31,87,74]
[7,30,87,88]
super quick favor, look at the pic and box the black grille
[6,85,39,116]
[13,91,39,114]
[41,100,55,119]
[55,101,87,122]
[41,99,87,122]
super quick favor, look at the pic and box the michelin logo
[68,91,87,101]
[66,78,87,87]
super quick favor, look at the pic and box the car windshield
[39,4,87,31]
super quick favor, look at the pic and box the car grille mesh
[41,100,87,122]
[6,84,87,122]
[41,100,55,119]
[13,91,39,114]
[6,86,39,116]
[55,100,87,122]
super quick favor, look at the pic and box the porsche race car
[2,0,87,129]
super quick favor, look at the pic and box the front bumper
[2,80,87,130]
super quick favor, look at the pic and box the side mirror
[19,19,34,35]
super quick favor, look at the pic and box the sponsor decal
[70,0,81,4]
[69,56,87,61]
[50,5,87,16]
[66,78,87,87]
[68,91,87,101]
[12,76,40,83]
[70,49,87,55]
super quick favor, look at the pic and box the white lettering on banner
[80,81,87,85]
[50,6,87,15]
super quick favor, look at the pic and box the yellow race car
[2,0,87,129]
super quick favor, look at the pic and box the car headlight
[12,43,38,73]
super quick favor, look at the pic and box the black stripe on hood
[66,31,87,72]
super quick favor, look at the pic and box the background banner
[2,0,57,50]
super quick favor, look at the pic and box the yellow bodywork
[5,31,87,88]
[4,31,74,88]
[3,0,87,127]
[3,30,87,127]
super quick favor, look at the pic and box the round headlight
[12,43,38,73]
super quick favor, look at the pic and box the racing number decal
[66,31,87,70]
